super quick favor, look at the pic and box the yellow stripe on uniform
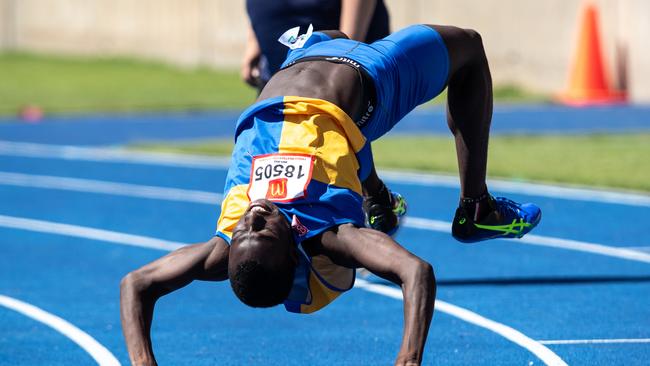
[216,184,250,239]
[280,97,366,194]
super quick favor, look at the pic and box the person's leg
[361,161,407,235]
[364,25,491,231]
[361,24,539,241]
[427,25,492,212]
[424,25,541,243]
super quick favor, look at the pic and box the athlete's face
[230,199,297,267]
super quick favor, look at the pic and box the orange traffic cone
[558,2,626,106]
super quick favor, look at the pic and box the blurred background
[1,0,648,100]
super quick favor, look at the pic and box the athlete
[120,24,541,366]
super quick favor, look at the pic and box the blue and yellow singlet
[216,24,450,314]
[216,96,368,314]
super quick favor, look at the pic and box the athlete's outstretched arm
[314,225,435,366]
[120,236,229,366]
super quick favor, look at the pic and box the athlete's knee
[450,27,486,63]
[428,25,487,70]
[463,28,487,60]
[460,28,482,44]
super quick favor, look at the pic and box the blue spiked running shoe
[364,189,407,237]
[452,195,541,243]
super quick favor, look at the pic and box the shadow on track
[368,275,650,288]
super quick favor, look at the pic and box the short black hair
[229,259,296,308]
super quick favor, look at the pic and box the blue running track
[0,107,649,365]
[0,104,648,145]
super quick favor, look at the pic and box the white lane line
[0,140,230,169]
[0,215,184,251]
[2,172,649,265]
[0,294,121,366]
[0,216,566,366]
[628,246,650,253]
[404,217,650,264]
[518,234,650,264]
[1,140,648,207]
[538,338,650,345]
[354,279,567,366]
[380,171,650,208]
[0,171,222,204]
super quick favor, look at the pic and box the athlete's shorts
[282,24,450,141]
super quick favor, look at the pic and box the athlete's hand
[395,354,421,366]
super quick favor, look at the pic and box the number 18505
[254,163,307,181]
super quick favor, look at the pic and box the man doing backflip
[120,24,541,366]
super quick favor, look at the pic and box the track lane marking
[1,172,649,265]
[0,215,183,251]
[0,215,567,366]
[628,246,650,253]
[405,217,650,264]
[1,140,648,207]
[0,294,121,366]
[0,171,222,204]
[0,140,229,168]
[379,170,650,207]
[538,338,650,345]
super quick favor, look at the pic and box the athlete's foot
[364,187,408,236]
[451,195,541,243]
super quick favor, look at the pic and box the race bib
[278,24,314,49]
[247,153,314,202]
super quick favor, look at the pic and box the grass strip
[133,134,650,192]
[0,52,256,116]
[0,52,543,116]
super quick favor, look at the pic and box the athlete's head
[228,199,297,308]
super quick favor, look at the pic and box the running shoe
[452,196,541,243]
[365,190,408,236]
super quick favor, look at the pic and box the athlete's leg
[427,25,492,203]
[361,163,403,234]
[360,25,489,227]
[425,25,541,243]
[362,24,539,242]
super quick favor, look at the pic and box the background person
[241,0,390,90]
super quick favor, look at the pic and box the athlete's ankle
[365,182,392,207]
[460,191,492,222]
